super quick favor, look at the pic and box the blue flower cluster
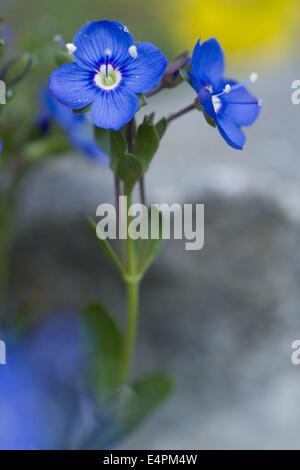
[49,20,260,150]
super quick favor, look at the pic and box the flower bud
[0,52,32,86]
[161,50,190,88]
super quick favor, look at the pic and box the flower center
[94,64,122,91]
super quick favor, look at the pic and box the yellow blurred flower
[162,0,299,62]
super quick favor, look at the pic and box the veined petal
[123,42,167,93]
[90,87,139,130]
[191,38,225,89]
[216,115,246,150]
[49,63,98,109]
[73,21,134,71]
[220,79,260,126]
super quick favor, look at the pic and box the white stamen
[129,45,138,59]
[224,84,231,94]
[212,95,222,114]
[105,48,112,57]
[249,72,258,83]
[66,43,77,55]
[258,98,263,106]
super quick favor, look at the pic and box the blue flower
[37,88,108,163]
[49,21,168,130]
[189,38,261,150]
[0,314,116,449]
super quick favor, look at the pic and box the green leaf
[134,122,160,172]
[86,217,124,276]
[110,130,126,172]
[179,68,193,89]
[203,110,216,128]
[82,302,122,401]
[73,103,91,114]
[94,127,111,156]
[102,372,174,445]
[140,207,164,275]
[137,93,147,108]
[155,117,168,140]
[1,52,32,86]
[55,49,75,66]
[23,136,69,160]
[117,153,143,190]
[143,112,155,125]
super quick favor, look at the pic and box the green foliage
[117,153,143,191]
[140,207,164,275]
[103,372,174,445]
[82,302,122,402]
[179,68,193,88]
[110,130,126,172]
[155,117,168,140]
[94,127,111,156]
[137,93,147,108]
[134,122,160,172]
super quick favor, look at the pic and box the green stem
[118,189,140,386]
[118,279,139,386]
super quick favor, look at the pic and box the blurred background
[2,0,300,450]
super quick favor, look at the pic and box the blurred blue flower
[189,38,261,150]
[37,89,108,163]
[49,21,167,130]
[0,314,115,450]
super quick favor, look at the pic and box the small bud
[0,52,32,86]
[162,50,190,88]
[0,38,6,59]
[129,45,138,59]
[66,43,77,55]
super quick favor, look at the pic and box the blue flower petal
[90,88,139,130]
[198,86,216,120]
[49,63,98,109]
[216,115,246,150]
[123,42,168,93]
[73,21,134,71]
[191,38,225,89]
[220,79,261,127]
[0,140,2,152]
